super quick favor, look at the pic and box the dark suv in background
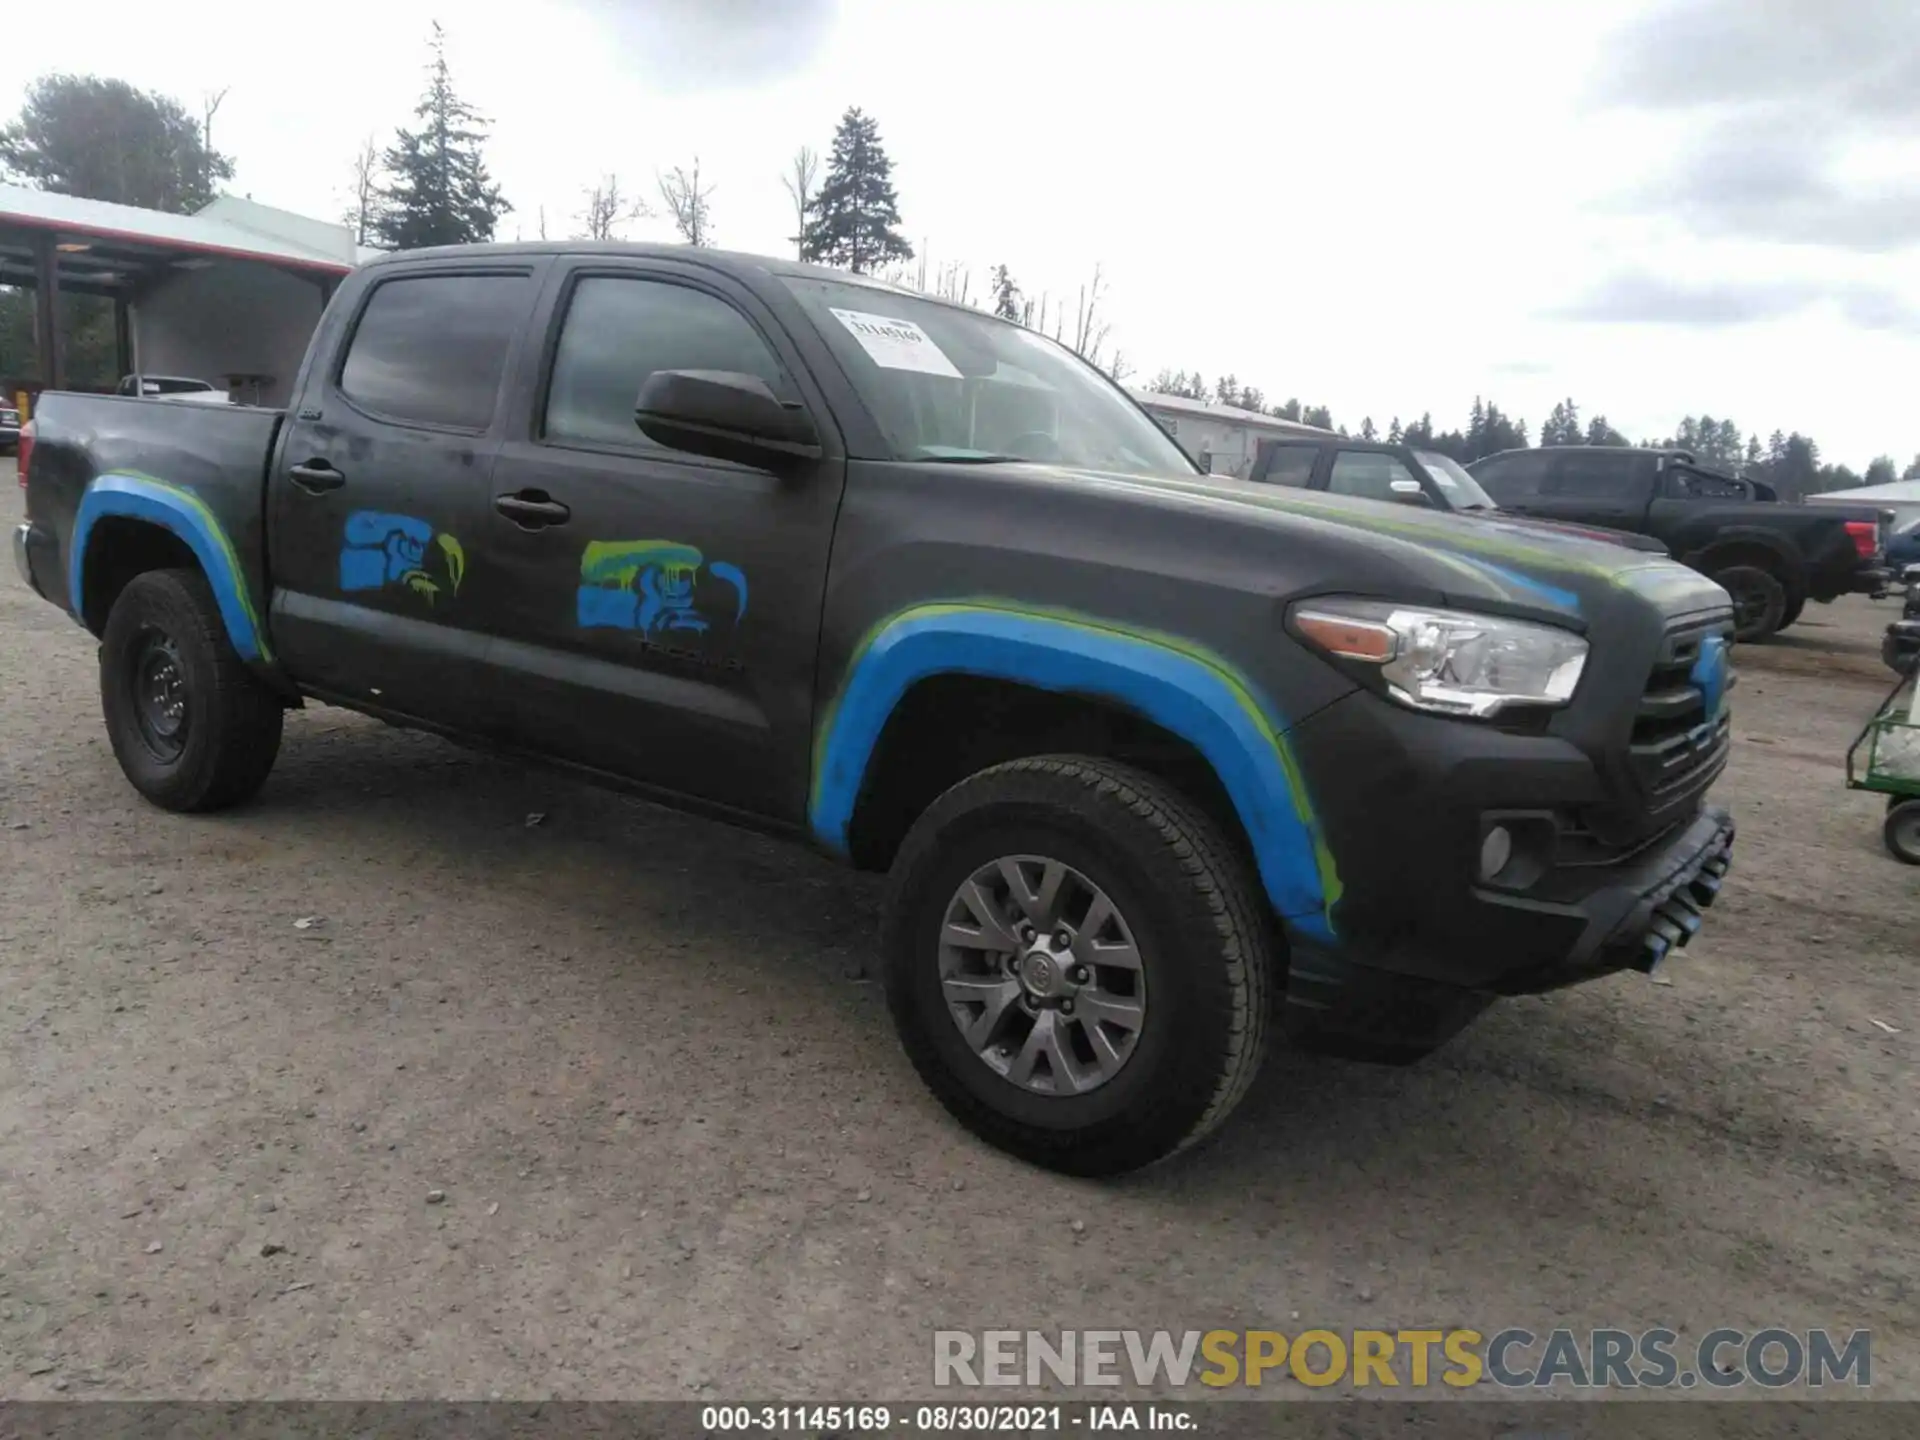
[1467,446,1891,641]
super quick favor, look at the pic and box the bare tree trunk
[780,145,818,259]
[202,88,230,199]
[577,174,650,241]
[347,135,379,246]
[1071,263,1110,366]
[658,158,714,247]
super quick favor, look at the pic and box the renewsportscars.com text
[933,1327,1871,1390]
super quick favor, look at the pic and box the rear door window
[338,272,534,431]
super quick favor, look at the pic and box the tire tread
[882,754,1272,1175]
[101,568,283,812]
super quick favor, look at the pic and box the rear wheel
[1778,596,1805,630]
[880,755,1271,1176]
[101,568,284,812]
[1886,799,1920,866]
[1712,563,1788,642]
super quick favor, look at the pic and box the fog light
[1479,825,1513,881]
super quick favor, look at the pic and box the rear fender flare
[808,603,1342,944]
[1682,528,1806,595]
[69,472,272,662]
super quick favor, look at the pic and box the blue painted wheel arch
[69,474,269,662]
[809,605,1340,944]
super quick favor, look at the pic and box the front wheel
[100,568,285,812]
[1886,799,1920,866]
[880,755,1272,1176]
[1711,564,1789,642]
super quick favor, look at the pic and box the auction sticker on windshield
[830,308,963,378]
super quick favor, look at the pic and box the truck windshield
[1415,451,1497,510]
[782,276,1196,479]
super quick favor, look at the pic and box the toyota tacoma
[14,242,1738,1174]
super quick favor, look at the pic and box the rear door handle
[494,491,571,529]
[289,460,346,494]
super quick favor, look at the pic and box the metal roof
[1810,478,1920,506]
[1127,387,1336,436]
[0,184,356,295]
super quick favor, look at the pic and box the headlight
[1292,598,1588,719]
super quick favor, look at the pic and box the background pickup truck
[15,241,1739,1175]
[1244,434,1670,555]
[1467,445,1892,641]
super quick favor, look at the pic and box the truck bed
[17,393,283,628]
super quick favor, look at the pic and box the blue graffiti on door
[577,540,748,635]
[340,511,467,604]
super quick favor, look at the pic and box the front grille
[1628,616,1733,809]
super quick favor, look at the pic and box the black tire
[880,755,1272,1176]
[100,568,284,812]
[1886,799,1920,866]
[1779,596,1805,630]
[1712,563,1789,642]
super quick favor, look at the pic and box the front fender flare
[70,472,272,662]
[808,603,1342,944]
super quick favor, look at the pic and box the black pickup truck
[13,242,1739,1175]
[1467,446,1892,641]
[1245,434,1670,555]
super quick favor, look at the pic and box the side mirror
[635,369,821,473]
[1389,478,1434,507]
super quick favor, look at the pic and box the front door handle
[494,491,571,529]
[289,460,346,494]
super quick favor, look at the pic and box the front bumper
[1285,807,1735,1059]
[1278,679,1737,1058]
[11,522,41,598]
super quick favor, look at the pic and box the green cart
[1847,671,1920,864]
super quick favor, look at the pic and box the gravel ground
[2,465,1916,1404]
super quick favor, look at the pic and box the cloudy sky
[14,0,1918,466]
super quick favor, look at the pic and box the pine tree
[374,24,510,250]
[1542,398,1582,446]
[0,75,234,214]
[1387,417,1403,444]
[1902,453,1920,483]
[1358,416,1378,441]
[801,107,912,274]
[1586,414,1628,447]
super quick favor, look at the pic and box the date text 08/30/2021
[700,1406,1193,1432]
